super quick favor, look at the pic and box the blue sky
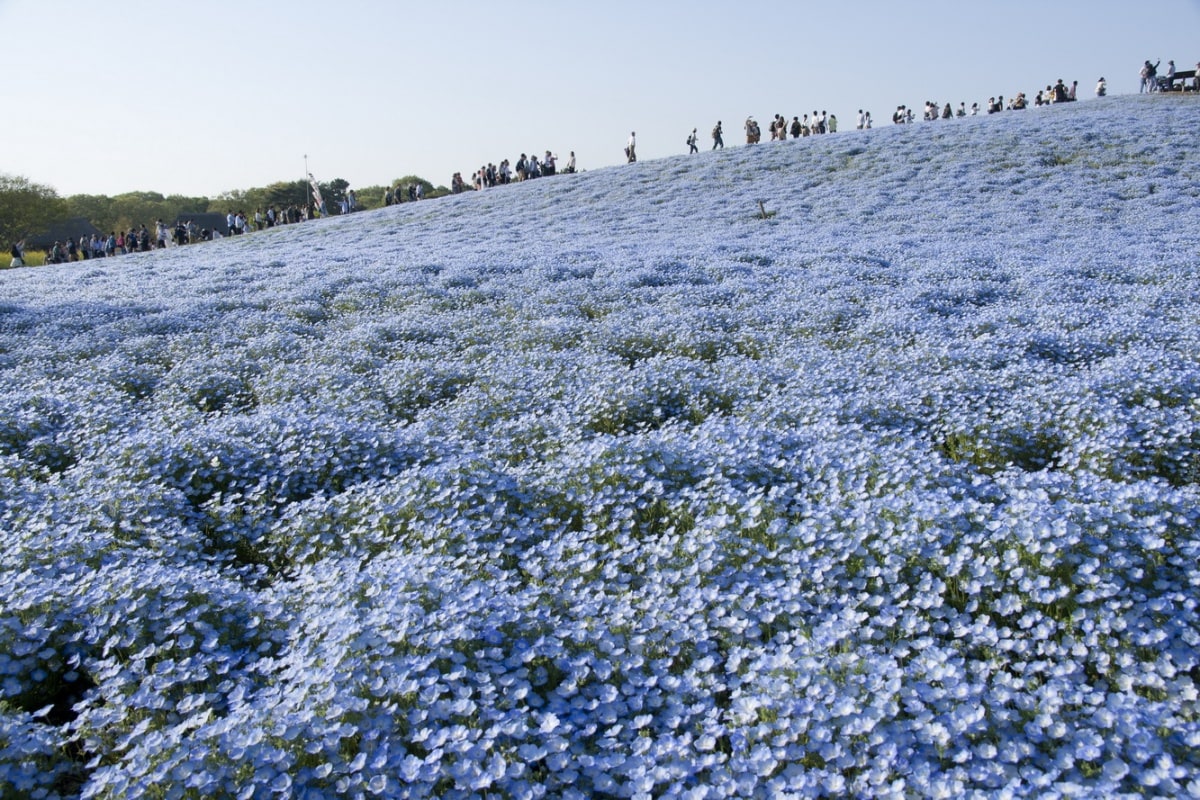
[2,0,1197,198]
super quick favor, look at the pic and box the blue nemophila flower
[1,96,1199,797]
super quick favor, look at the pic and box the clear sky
[2,0,1197,199]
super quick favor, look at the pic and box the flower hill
[2,95,1199,798]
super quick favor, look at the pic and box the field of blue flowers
[2,95,1199,798]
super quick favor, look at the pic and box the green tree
[352,185,390,211]
[256,178,333,214]
[214,188,252,207]
[346,177,450,211]
[390,175,450,200]
[326,178,350,208]
[0,174,66,247]
[166,194,210,216]
[110,191,179,232]
[262,181,308,210]
[65,192,210,234]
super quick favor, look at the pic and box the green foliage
[937,426,1063,474]
[325,178,350,206]
[352,178,451,211]
[352,185,391,210]
[65,191,211,235]
[213,187,255,209]
[390,175,452,200]
[0,173,66,247]
[223,178,355,214]
[263,180,307,209]
[24,170,446,258]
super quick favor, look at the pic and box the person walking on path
[712,121,724,149]
[625,131,637,163]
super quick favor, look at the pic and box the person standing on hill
[712,121,724,149]
[744,117,760,143]
[625,131,637,163]
[1140,60,1159,93]
[687,128,698,154]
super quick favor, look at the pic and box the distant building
[26,217,103,250]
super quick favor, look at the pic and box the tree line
[1,172,450,256]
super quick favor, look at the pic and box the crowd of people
[384,183,427,204]
[966,77,1085,115]
[41,225,177,264]
[738,111,840,144]
[22,186,460,266]
[885,76,1092,123]
[678,59,1193,153]
[358,59,1196,208]
[1140,59,1200,92]
[31,205,317,265]
[446,55,1192,188]
[11,58,1196,270]
[455,150,579,194]
[681,73,1113,152]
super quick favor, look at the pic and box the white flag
[308,173,325,210]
